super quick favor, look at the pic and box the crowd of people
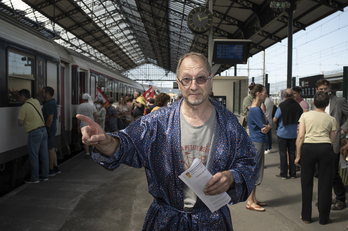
[242,79,348,226]
[76,90,173,158]
[17,84,173,179]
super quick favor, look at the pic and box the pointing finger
[76,114,95,126]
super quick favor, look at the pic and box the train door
[58,63,71,156]
[60,65,65,133]
[123,84,127,98]
[47,60,61,136]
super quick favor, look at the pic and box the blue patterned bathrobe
[92,98,258,230]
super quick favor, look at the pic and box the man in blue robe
[77,52,258,230]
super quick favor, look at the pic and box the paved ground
[0,140,347,231]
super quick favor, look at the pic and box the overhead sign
[270,1,291,8]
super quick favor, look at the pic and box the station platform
[0,141,347,231]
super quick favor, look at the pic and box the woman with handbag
[246,84,270,212]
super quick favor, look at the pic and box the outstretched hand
[76,114,119,156]
[204,171,235,195]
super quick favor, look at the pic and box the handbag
[26,102,51,138]
[239,115,247,127]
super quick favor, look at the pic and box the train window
[106,79,113,98]
[123,85,127,96]
[8,50,35,103]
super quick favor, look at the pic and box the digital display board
[212,39,251,65]
[216,44,243,60]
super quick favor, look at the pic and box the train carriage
[0,17,143,195]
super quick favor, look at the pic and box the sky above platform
[220,7,348,92]
[142,7,348,91]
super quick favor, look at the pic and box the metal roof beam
[311,0,346,11]
[121,10,205,49]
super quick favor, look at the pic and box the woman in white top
[295,91,337,225]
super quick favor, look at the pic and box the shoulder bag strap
[26,102,45,124]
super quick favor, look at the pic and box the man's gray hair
[176,52,211,77]
[134,91,140,96]
[283,88,294,98]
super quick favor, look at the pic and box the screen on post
[216,44,243,60]
[212,40,251,65]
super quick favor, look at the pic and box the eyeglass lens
[181,76,208,86]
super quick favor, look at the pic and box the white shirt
[325,99,331,115]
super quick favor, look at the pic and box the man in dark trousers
[38,86,60,176]
[316,79,348,210]
[273,88,303,179]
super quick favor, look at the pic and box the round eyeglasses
[177,76,211,86]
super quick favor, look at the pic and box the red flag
[143,88,155,116]
[95,87,110,108]
[149,90,155,99]
[142,87,153,103]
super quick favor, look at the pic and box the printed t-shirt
[18,98,45,133]
[180,109,216,209]
[299,110,337,144]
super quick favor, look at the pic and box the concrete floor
[0,141,347,231]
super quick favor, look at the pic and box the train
[0,16,144,195]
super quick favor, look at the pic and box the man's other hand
[204,171,235,195]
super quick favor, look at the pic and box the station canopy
[1,0,348,82]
